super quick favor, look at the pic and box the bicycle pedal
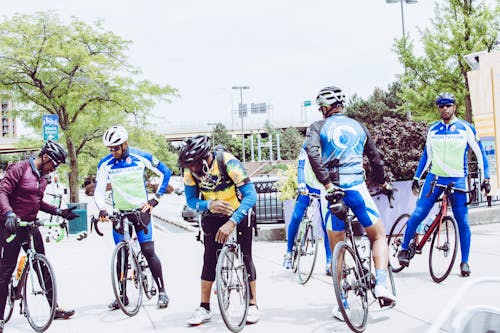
[378,298,396,308]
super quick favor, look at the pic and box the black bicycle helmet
[177,135,211,167]
[435,92,455,106]
[41,140,67,165]
[316,86,346,107]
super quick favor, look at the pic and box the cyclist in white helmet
[305,86,396,320]
[94,125,172,310]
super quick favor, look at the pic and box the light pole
[231,86,250,163]
[207,122,217,147]
[386,0,418,38]
[386,0,417,119]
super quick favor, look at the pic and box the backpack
[214,145,257,236]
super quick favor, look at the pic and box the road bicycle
[387,180,474,283]
[91,210,155,316]
[3,219,66,332]
[290,191,320,285]
[329,188,396,333]
[215,222,250,332]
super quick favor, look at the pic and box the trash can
[67,202,88,234]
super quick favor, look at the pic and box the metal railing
[466,161,498,207]
[253,177,284,224]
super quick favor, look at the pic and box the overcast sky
[3,0,438,134]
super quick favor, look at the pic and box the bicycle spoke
[216,246,249,333]
[429,216,458,283]
[23,255,57,332]
[387,214,410,273]
[296,223,318,285]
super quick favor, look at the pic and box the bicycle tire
[22,254,57,332]
[332,241,368,333]
[296,222,318,285]
[3,281,15,323]
[216,244,249,333]
[387,213,411,273]
[110,242,143,316]
[138,251,155,300]
[429,216,458,283]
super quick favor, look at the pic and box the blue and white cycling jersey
[414,118,489,181]
[94,147,171,211]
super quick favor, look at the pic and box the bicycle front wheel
[216,244,249,333]
[332,241,368,333]
[22,254,57,332]
[387,214,410,273]
[111,242,143,316]
[429,216,458,283]
[296,222,318,285]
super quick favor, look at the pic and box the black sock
[200,302,210,311]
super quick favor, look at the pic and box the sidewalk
[4,190,500,333]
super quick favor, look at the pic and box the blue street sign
[42,114,59,141]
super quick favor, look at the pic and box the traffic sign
[303,100,312,107]
[42,114,59,140]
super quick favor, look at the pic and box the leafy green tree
[394,0,500,122]
[0,12,177,202]
[279,127,304,160]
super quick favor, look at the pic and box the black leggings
[201,214,256,282]
[0,225,55,320]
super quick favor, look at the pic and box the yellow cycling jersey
[183,151,250,211]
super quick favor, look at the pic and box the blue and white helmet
[103,125,128,146]
[435,92,455,106]
[316,86,346,107]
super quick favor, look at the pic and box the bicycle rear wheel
[110,242,143,316]
[296,222,318,285]
[22,254,57,332]
[3,281,14,323]
[137,252,156,300]
[216,244,249,333]
[332,241,368,333]
[387,214,410,272]
[429,216,458,283]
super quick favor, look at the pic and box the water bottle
[357,236,370,272]
[13,255,27,288]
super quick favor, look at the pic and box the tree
[0,12,177,202]
[279,127,304,160]
[394,0,500,122]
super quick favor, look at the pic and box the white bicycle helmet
[316,86,346,107]
[103,125,128,146]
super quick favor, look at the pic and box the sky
[2,0,439,135]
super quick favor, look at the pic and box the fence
[253,176,284,224]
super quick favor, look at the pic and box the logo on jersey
[126,157,132,164]
[327,124,359,150]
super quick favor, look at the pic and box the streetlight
[386,0,417,119]
[386,0,418,38]
[231,86,250,163]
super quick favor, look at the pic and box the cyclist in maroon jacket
[0,141,79,333]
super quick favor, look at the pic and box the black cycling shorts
[200,213,256,282]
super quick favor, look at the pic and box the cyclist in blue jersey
[397,93,491,276]
[305,86,396,320]
[94,125,172,309]
[283,143,332,275]
[178,135,260,326]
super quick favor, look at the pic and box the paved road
[4,188,500,333]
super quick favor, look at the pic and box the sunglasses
[438,104,454,109]
[108,146,121,152]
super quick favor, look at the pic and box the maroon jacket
[0,158,58,223]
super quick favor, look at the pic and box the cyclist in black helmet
[0,141,79,332]
[178,135,260,326]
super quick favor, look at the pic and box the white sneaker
[283,252,292,269]
[374,284,397,304]
[246,304,260,324]
[186,307,212,326]
[331,306,350,321]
